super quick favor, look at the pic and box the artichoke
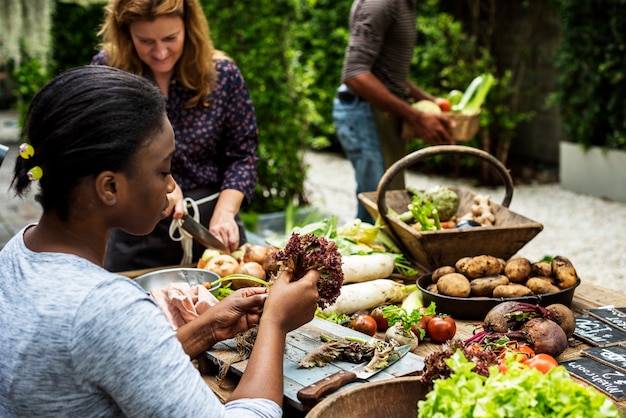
[421,186,460,222]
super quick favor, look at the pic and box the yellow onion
[204,254,239,278]
[232,262,266,289]
[242,243,271,265]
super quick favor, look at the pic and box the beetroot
[520,318,568,358]
[546,303,576,338]
[483,301,555,332]
[483,301,524,332]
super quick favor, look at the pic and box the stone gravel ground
[303,150,626,298]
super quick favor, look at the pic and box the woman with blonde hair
[93,0,259,271]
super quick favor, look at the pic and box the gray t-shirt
[341,0,417,98]
[0,226,281,417]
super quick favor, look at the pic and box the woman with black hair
[0,65,319,417]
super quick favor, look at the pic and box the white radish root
[321,279,409,316]
[341,253,395,284]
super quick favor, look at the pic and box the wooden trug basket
[358,145,544,272]
[306,376,429,418]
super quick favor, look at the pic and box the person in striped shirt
[334,0,454,223]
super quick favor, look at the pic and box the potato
[437,273,471,297]
[470,274,509,297]
[492,283,533,298]
[432,266,456,283]
[504,258,532,283]
[426,283,439,293]
[525,277,560,295]
[531,261,552,277]
[454,257,472,275]
[456,255,505,279]
[551,255,578,289]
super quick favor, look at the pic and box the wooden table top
[118,267,626,416]
[197,280,626,416]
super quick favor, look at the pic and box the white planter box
[560,141,626,203]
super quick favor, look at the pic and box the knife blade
[296,344,412,404]
[180,213,229,252]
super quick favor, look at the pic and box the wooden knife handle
[297,370,358,403]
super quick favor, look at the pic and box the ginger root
[459,194,496,226]
[472,194,495,226]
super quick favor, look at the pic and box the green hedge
[553,0,626,151]
[43,0,508,209]
[50,1,103,75]
[30,0,626,216]
[201,0,311,214]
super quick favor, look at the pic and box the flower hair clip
[19,143,43,181]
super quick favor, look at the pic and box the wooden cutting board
[204,317,425,411]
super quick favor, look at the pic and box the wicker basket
[358,145,544,272]
[401,111,480,142]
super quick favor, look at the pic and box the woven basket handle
[376,145,514,223]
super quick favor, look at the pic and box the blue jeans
[333,96,385,224]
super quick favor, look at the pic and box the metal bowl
[417,273,581,320]
[134,267,221,294]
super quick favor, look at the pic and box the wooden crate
[359,145,544,272]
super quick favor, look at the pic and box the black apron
[104,187,247,272]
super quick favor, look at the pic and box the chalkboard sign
[583,345,626,374]
[617,307,626,315]
[561,357,626,401]
[588,308,626,333]
[574,316,626,347]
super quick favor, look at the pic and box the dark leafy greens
[273,232,343,308]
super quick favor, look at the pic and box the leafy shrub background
[553,0,626,151]
[9,0,626,216]
[201,0,311,214]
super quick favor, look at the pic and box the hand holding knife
[180,213,229,253]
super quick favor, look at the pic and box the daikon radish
[341,253,395,284]
[320,279,415,316]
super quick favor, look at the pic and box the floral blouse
[92,52,259,202]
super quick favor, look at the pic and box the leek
[454,73,495,115]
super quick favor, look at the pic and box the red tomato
[349,315,377,336]
[499,343,535,362]
[467,344,485,353]
[435,97,451,112]
[498,362,509,374]
[370,307,389,331]
[426,315,456,343]
[523,353,558,374]
[412,310,434,341]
